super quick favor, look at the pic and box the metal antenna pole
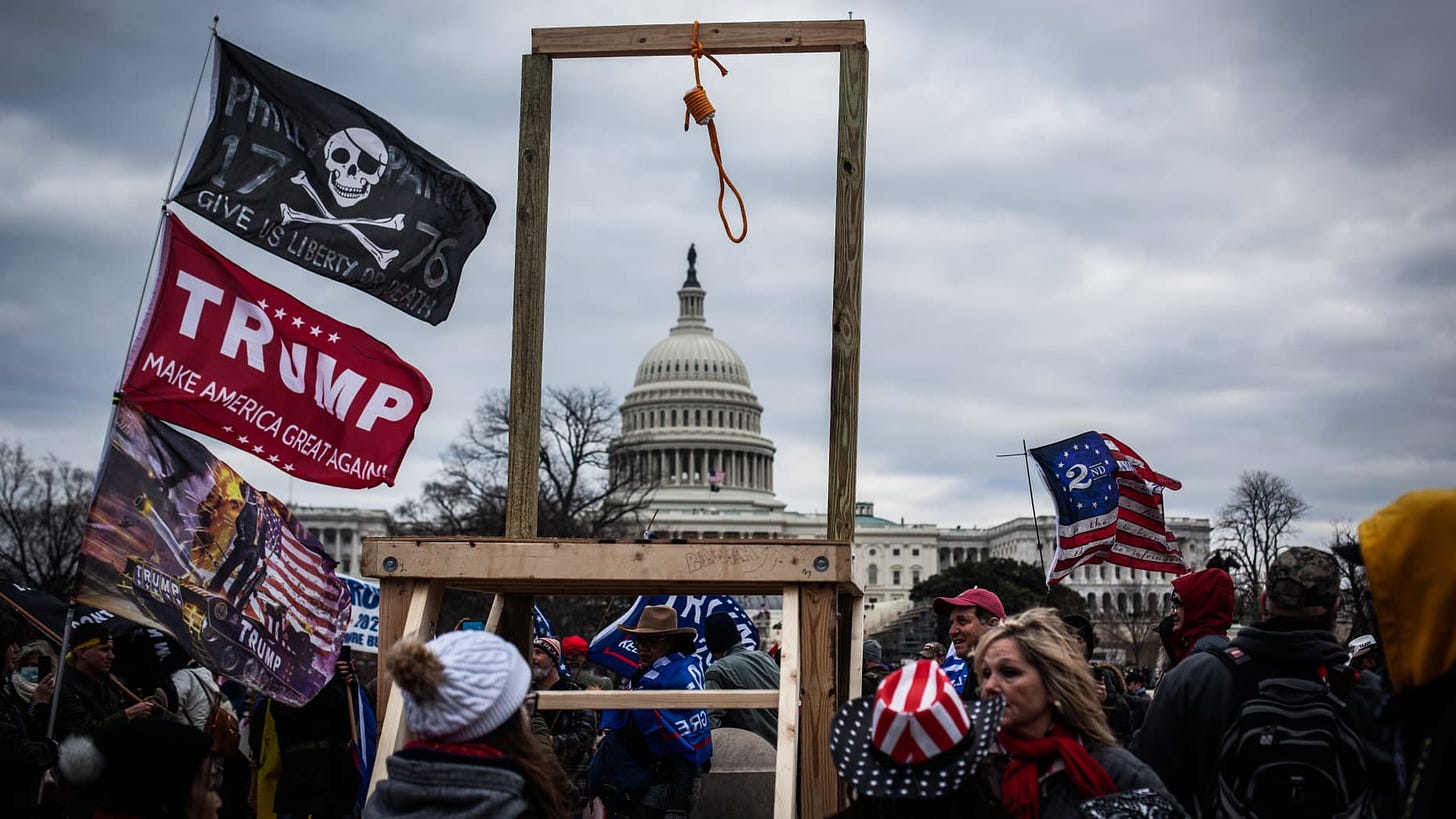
[997,440,1048,585]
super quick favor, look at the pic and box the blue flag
[941,654,968,694]
[588,595,758,677]
[351,677,376,809]
[532,602,570,678]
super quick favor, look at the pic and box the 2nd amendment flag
[173,37,495,325]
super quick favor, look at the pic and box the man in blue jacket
[599,606,712,819]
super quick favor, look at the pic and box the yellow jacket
[1359,488,1456,692]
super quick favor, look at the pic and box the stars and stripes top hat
[829,660,1004,799]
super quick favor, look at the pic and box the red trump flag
[121,214,432,488]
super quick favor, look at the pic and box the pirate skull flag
[173,38,495,325]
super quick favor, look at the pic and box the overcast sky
[3,1,1452,546]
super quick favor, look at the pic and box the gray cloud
[2,0,1452,544]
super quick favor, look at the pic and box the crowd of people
[2,488,1454,817]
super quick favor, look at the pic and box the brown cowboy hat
[619,605,698,638]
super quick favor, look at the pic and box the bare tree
[0,442,95,597]
[1330,521,1374,641]
[394,386,657,539]
[1097,603,1166,670]
[1216,470,1309,618]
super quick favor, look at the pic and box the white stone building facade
[292,506,391,577]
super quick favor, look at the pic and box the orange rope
[683,21,747,243]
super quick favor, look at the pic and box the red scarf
[998,722,1118,818]
[404,738,507,759]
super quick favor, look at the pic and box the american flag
[243,506,349,655]
[707,470,724,493]
[1029,431,1187,585]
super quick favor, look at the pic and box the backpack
[1213,647,1373,819]
[189,667,240,755]
[206,697,241,755]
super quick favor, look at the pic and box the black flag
[174,38,495,325]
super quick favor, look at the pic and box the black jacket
[1131,617,1396,816]
[0,681,57,817]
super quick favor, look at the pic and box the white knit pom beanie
[393,630,532,742]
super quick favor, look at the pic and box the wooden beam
[363,539,851,590]
[533,20,865,58]
[537,689,778,710]
[369,579,442,794]
[825,43,868,546]
[798,584,837,818]
[773,586,801,819]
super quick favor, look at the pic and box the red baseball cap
[560,635,589,655]
[932,587,1006,620]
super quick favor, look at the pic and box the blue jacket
[602,652,712,766]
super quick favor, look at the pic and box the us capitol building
[299,247,1211,657]
[604,247,1211,644]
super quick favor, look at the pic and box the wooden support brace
[533,20,865,58]
[369,579,443,795]
[773,586,801,819]
[843,593,866,701]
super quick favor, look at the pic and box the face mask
[18,667,38,683]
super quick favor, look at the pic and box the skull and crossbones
[280,128,404,268]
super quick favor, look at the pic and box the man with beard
[1160,566,1235,667]
[530,636,597,807]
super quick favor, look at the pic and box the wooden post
[797,583,838,818]
[822,39,869,817]
[826,42,867,549]
[500,52,555,655]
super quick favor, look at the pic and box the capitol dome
[610,246,783,513]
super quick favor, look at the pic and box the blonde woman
[973,608,1177,818]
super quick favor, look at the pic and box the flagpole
[1021,439,1049,587]
[996,440,1048,585]
[43,605,76,742]
[119,22,218,378]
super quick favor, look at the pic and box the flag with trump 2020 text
[172,37,495,324]
[587,595,759,677]
[76,399,351,706]
[121,214,431,489]
[1029,431,1188,585]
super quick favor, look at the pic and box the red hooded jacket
[1168,568,1234,661]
